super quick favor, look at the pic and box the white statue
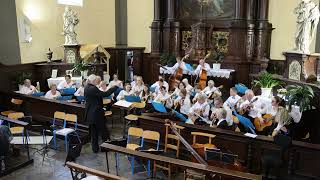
[63,6,79,45]
[294,0,320,54]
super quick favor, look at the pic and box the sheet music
[114,100,132,108]
[244,133,257,138]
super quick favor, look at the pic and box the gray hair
[87,74,97,84]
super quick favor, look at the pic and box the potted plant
[211,47,224,70]
[285,85,314,112]
[253,72,283,98]
[160,53,176,67]
[73,60,89,77]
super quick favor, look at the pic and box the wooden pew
[100,143,262,180]
[66,162,127,180]
[137,115,320,179]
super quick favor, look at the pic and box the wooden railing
[100,143,262,180]
[137,115,320,179]
[66,162,127,180]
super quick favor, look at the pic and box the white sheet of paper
[51,69,58,78]
[114,100,132,108]
[244,133,257,138]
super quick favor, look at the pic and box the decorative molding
[211,31,229,54]
[181,31,192,51]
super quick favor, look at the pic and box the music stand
[104,138,127,175]
[205,148,238,165]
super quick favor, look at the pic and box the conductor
[84,74,118,153]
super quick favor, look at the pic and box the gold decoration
[182,31,192,51]
[211,31,229,54]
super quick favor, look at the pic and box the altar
[160,66,235,79]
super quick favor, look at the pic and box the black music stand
[205,148,238,164]
[104,138,127,176]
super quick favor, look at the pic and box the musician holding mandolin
[186,94,210,125]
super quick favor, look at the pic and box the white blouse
[45,90,61,100]
[19,85,38,95]
[74,86,84,96]
[116,90,132,101]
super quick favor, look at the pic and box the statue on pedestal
[63,6,79,45]
[294,0,320,54]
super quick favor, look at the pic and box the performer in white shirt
[172,82,186,98]
[130,75,137,87]
[108,74,123,89]
[173,88,191,116]
[194,59,211,78]
[202,80,221,97]
[170,55,190,75]
[154,86,173,108]
[57,75,75,90]
[116,83,132,101]
[131,76,144,96]
[45,84,61,100]
[223,87,241,108]
[182,78,193,95]
[74,79,87,96]
[19,79,38,95]
[239,89,266,119]
[187,94,210,124]
[153,79,168,95]
[192,84,203,103]
[151,75,169,92]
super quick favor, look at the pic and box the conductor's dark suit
[84,83,117,152]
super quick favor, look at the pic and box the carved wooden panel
[182,31,192,51]
[211,31,230,54]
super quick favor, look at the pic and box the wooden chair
[52,112,81,152]
[105,111,114,127]
[8,112,29,145]
[154,123,184,179]
[125,127,144,175]
[184,132,217,180]
[141,130,160,177]
[1,98,23,116]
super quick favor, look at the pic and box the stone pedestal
[283,52,320,82]
[63,44,81,63]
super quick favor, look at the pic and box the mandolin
[253,114,273,132]
[206,85,223,99]
[238,97,258,115]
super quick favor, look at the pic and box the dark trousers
[89,122,110,152]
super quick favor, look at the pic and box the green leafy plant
[211,47,225,63]
[285,85,315,112]
[73,60,89,73]
[160,53,176,67]
[253,72,283,88]
[15,72,32,85]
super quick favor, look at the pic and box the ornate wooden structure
[150,0,273,84]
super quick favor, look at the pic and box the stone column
[163,0,180,55]
[151,0,162,54]
[254,0,272,66]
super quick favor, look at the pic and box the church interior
[1,0,320,179]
